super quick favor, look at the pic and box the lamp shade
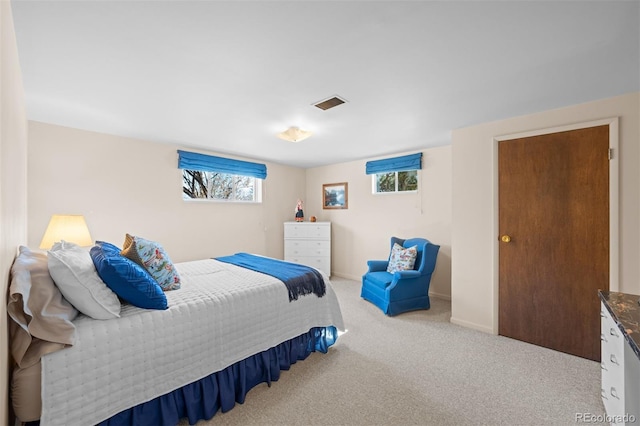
[277,126,312,143]
[39,215,93,249]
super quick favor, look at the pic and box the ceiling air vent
[313,95,347,111]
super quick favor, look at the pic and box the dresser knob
[611,387,619,399]
[610,354,619,365]
[610,327,619,337]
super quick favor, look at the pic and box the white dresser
[600,293,640,425]
[284,222,331,277]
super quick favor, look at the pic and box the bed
[8,239,344,426]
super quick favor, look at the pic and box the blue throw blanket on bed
[215,253,326,302]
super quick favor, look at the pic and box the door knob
[500,235,511,243]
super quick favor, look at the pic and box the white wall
[305,146,452,299]
[1,1,29,424]
[27,122,306,262]
[451,92,640,333]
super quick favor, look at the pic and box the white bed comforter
[40,259,345,426]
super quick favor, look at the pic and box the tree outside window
[182,170,261,202]
[373,170,418,194]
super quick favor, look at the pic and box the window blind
[177,150,267,179]
[365,153,422,175]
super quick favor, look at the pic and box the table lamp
[39,214,93,250]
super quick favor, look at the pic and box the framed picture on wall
[322,182,348,209]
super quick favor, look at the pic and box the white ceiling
[11,0,640,168]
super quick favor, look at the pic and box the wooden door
[498,125,609,361]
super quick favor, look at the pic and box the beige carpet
[178,278,606,426]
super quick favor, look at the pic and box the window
[366,152,422,194]
[182,170,262,202]
[177,150,266,203]
[373,170,418,194]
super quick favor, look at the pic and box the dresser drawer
[602,307,625,366]
[284,223,330,239]
[285,246,330,258]
[284,224,309,238]
[285,240,330,256]
[307,257,330,275]
[602,356,625,408]
[306,224,330,239]
[602,379,625,425]
[285,256,330,275]
[285,240,305,250]
[305,240,331,249]
[285,256,330,277]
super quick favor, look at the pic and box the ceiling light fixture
[277,126,312,143]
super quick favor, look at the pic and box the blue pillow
[90,241,167,310]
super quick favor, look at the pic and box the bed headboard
[1,2,30,424]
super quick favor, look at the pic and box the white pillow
[48,241,121,320]
[386,243,418,273]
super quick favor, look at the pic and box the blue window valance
[177,150,267,179]
[365,153,422,175]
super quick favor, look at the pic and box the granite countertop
[599,290,640,360]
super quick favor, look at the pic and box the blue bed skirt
[91,326,338,426]
[26,327,337,426]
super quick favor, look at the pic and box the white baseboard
[450,316,495,334]
[429,291,451,301]
[330,272,361,281]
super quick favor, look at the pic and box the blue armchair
[361,237,440,316]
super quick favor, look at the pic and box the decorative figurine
[295,199,304,222]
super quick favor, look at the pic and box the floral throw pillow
[121,234,181,291]
[386,243,418,273]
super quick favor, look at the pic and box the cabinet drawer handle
[601,362,607,371]
[610,387,619,399]
[610,327,619,337]
[601,333,608,342]
[601,388,608,399]
[610,354,619,365]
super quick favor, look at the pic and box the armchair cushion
[386,243,417,273]
[364,271,394,290]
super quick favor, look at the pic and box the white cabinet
[601,302,626,424]
[624,342,640,423]
[600,297,640,425]
[284,222,331,277]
